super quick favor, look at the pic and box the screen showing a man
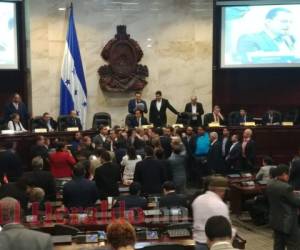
[221,4,300,68]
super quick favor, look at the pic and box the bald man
[184,96,204,127]
[0,197,53,250]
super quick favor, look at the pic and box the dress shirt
[47,121,53,131]
[192,104,197,120]
[156,100,162,111]
[242,138,250,157]
[12,102,19,110]
[222,137,228,157]
[7,121,26,132]
[100,134,106,142]
[192,191,230,243]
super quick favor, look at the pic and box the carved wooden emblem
[98,25,149,92]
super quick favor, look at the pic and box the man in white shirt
[192,176,232,250]
[205,216,237,250]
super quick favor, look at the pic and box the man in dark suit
[220,127,232,159]
[128,110,149,128]
[263,110,281,125]
[4,93,29,128]
[160,181,187,208]
[0,197,53,250]
[234,109,253,125]
[23,156,56,201]
[30,136,49,161]
[65,110,82,130]
[207,132,224,174]
[63,163,98,209]
[35,112,57,131]
[92,125,111,150]
[115,182,147,209]
[184,96,204,127]
[134,146,166,195]
[241,129,256,171]
[149,90,179,127]
[204,105,225,127]
[237,8,296,64]
[0,142,23,183]
[225,134,242,173]
[266,164,300,250]
[128,91,148,114]
[182,126,196,183]
[94,150,120,199]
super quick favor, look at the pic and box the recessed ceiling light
[58,7,66,11]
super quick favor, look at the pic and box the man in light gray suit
[0,197,53,250]
[205,216,237,250]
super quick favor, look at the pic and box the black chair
[283,109,299,124]
[176,112,189,126]
[92,112,111,130]
[141,244,186,250]
[30,116,43,131]
[0,117,7,131]
[228,111,239,126]
[203,113,211,127]
[53,224,80,236]
[57,115,70,131]
[125,113,135,127]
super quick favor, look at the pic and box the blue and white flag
[60,4,87,129]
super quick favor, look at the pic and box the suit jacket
[0,224,53,250]
[128,116,148,128]
[23,170,56,201]
[115,195,147,209]
[207,141,224,173]
[149,98,178,127]
[0,183,28,210]
[4,102,29,126]
[128,99,148,114]
[93,134,111,150]
[160,136,172,158]
[0,150,23,183]
[226,142,242,171]
[220,137,232,158]
[182,135,196,157]
[243,140,256,168]
[211,242,238,250]
[204,113,225,127]
[63,176,98,209]
[35,118,57,131]
[159,192,188,208]
[94,162,120,199]
[65,116,82,130]
[184,102,204,127]
[262,112,281,125]
[134,157,166,194]
[289,160,300,190]
[266,179,300,234]
[234,114,253,125]
[237,31,296,63]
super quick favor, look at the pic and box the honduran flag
[60,3,87,129]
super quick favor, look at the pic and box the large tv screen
[221,4,300,68]
[0,2,18,70]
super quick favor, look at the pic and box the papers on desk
[1,130,15,134]
[208,122,220,127]
[66,127,79,132]
[34,128,47,133]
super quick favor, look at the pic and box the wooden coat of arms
[98,25,149,92]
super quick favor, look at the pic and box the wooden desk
[54,239,195,250]
[229,183,266,215]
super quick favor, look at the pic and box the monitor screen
[221,4,300,68]
[0,2,18,70]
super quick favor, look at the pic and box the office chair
[228,111,239,126]
[125,113,135,127]
[283,109,299,124]
[53,224,80,236]
[140,244,186,250]
[57,115,70,131]
[92,112,111,130]
[30,116,43,130]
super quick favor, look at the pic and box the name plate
[66,127,79,132]
[34,128,47,133]
[1,130,15,135]
[208,122,220,127]
[142,124,153,129]
[242,122,256,126]
[172,124,184,128]
[282,121,293,126]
